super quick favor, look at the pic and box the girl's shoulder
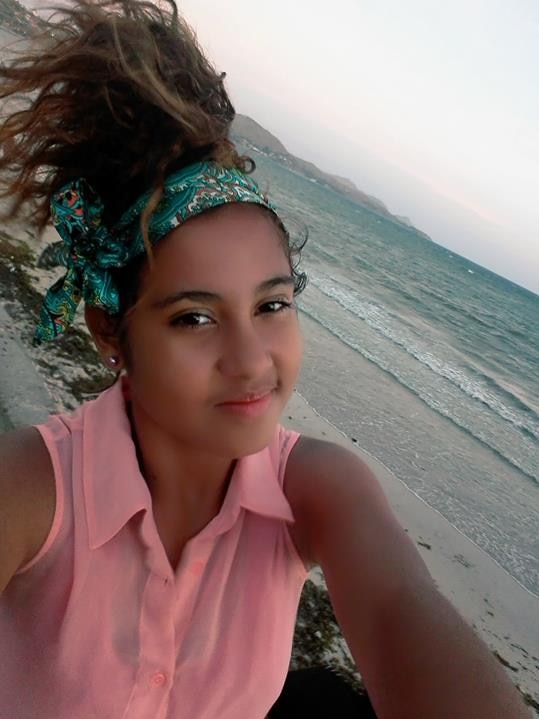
[284,435,383,566]
[284,434,377,503]
[0,426,56,591]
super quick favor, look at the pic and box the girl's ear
[84,305,124,370]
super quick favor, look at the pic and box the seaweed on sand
[0,229,111,407]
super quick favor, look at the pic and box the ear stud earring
[108,355,120,368]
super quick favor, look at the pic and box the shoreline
[295,303,539,599]
[295,388,539,602]
[282,389,539,713]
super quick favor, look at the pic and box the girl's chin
[208,418,281,459]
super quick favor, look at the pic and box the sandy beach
[282,389,539,714]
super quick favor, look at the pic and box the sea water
[250,151,539,596]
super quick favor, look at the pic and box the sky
[21,0,539,292]
[175,0,539,293]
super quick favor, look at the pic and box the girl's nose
[217,322,273,380]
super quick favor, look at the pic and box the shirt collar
[82,380,294,551]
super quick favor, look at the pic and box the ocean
[249,150,539,597]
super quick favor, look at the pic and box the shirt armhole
[15,422,66,575]
[278,429,311,577]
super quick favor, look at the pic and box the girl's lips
[216,390,274,419]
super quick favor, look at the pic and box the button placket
[173,537,214,647]
[123,572,176,719]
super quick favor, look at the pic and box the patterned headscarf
[34,161,276,344]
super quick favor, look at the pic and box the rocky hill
[231,115,288,156]
[232,113,428,234]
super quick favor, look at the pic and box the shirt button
[151,672,167,687]
[191,560,205,576]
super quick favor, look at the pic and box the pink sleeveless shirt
[1,381,308,719]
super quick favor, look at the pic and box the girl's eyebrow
[152,274,295,309]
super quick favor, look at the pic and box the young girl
[0,2,530,717]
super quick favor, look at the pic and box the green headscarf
[34,161,276,344]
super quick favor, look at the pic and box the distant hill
[232,115,288,156]
[232,113,430,236]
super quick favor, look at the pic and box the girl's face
[122,204,303,458]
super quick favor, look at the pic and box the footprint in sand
[453,553,474,568]
[493,651,518,672]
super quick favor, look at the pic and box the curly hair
[0,0,252,228]
[0,0,306,337]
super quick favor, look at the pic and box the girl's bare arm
[0,427,55,594]
[287,437,530,719]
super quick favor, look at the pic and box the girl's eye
[170,312,213,328]
[170,301,294,328]
[258,299,294,314]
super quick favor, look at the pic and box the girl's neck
[126,396,234,513]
